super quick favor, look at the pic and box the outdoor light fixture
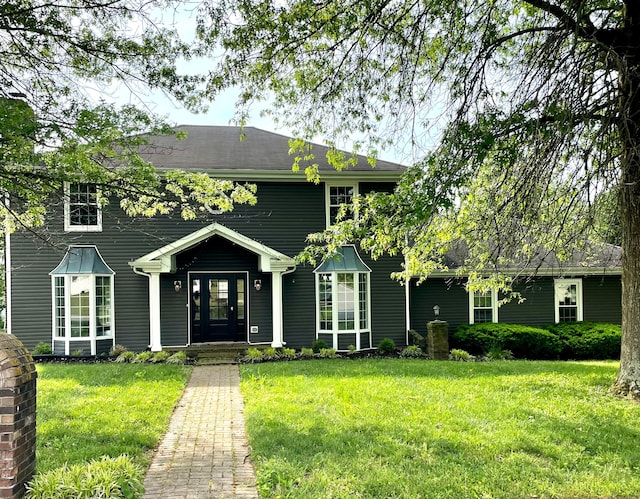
[174,281,182,293]
[433,304,440,318]
[254,279,262,291]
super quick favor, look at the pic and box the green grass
[36,363,191,474]
[240,359,640,498]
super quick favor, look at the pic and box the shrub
[245,348,264,362]
[32,342,53,355]
[280,348,296,359]
[26,455,144,498]
[408,329,427,351]
[115,351,135,363]
[263,347,278,359]
[347,344,357,354]
[318,348,337,358]
[312,339,328,353]
[543,322,621,360]
[150,351,170,363]
[300,347,315,358]
[109,344,128,357]
[166,351,187,364]
[71,349,84,357]
[485,347,514,361]
[453,323,562,360]
[400,345,425,358]
[450,348,473,361]
[377,338,396,355]
[132,351,154,363]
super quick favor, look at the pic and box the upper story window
[554,279,583,322]
[469,289,498,324]
[326,184,358,227]
[64,182,102,232]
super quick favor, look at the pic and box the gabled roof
[129,223,295,274]
[136,125,405,180]
[50,246,115,275]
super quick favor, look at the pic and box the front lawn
[36,363,191,474]
[240,359,640,498]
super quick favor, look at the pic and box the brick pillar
[427,320,449,360]
[0,335,37,499]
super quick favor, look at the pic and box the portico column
[148,272,162,352]
[271,270,284,348]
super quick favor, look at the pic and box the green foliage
[132,351,154,363]
[150,351,170,363]
[280,348,297,359]
[26,455,144,499]
[377,338,396,355]
[347,344,357,354]
[453,323,563,360]
[241,360,639,498]
[245,348,264,362]
[71,349,84,357]
[318,348,337,358]
[115,351,135,363]
[449,348,473,362]
[166,351,187,365]
[454,323,621,360]
[300,347,315,358]
[311,339,328,353]
[400,345,425,358]
[543,322,621,360]
[109,345,128,357]
[32,342,53,355]
[408,329,427,351]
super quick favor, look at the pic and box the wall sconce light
[174,281,182,293]
[254,279,262,291]
[433,304,440,318]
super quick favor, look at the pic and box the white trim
[554,278,583,322]
[154,168,403,183]
[129,222,295,274]
[325,182,359,228]
[63,182,103,232]
[468,289,499,324]
[149,272,162,351]
[271,271,284,348]
[4,199,11,334]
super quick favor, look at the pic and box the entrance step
[185,342,253,365]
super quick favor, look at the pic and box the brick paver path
[143,365,258,498]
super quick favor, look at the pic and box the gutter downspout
[132,266,162,352]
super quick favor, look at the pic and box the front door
[190,273,246,342]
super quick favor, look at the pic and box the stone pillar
[0,335,37,499]
[427,320,449,360]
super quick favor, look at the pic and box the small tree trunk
[611,16,640,398]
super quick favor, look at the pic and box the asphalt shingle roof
[136,125,406,173]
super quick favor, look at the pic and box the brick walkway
[143,365,258,498]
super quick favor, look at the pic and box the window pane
[337,273,354,330]
[69,183,99,227]
[209,279,229,320]
[95,276,112,337]
[70,275,91,337]
[237,279,245,319]
[329,186,354,224]
[472,290,493,323]
[55,277,66,338]
[192,279,201,321]
[319,274,332,330]
[359,274,368,329]
[557,283,578,322]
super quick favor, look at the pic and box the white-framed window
[325,183,358,227]
[64,182,102,232]
[469,289,498,324]
[50,246,115,355]
[314,245,371,350]
[554,279,583,322]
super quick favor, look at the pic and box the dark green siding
[9,179,406,351]
[410,275,622,336]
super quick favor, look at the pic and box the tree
[0,0,256,233]
[198,0,640,397]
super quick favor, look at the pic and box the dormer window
[64,182,102,232]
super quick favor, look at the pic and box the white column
[271,271,284,348]
[148,272,162,352]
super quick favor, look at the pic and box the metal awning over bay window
[314,245,372,351]
[50,246,115,356]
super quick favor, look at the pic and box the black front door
[190,274,246,342]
